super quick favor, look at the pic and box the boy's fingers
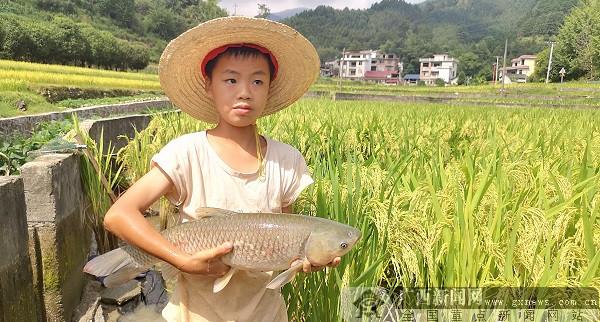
[207,242,233,259]
[207,261,230,276]
[303,258,312,273]
[327,257,341,267]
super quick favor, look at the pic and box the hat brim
[159,17,320,123]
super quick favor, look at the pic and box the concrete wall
[21,154,91,322]
[0,177,39,322]
[79,114,154,155]
[0,99,171,138]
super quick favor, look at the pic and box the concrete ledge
[0,98,172,138]
[0,177,39,322]
[79,114,155,155]
[21,153,91,322]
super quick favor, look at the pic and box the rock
[16,99,27,111]
[118,305,166,322]
[141,270,168,308]
[100,280,141,306]
[72,279,104,322]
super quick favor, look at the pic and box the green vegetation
[284,0,579,78]
[0,119,73,175]
[0,59,161,117]
[0,0,227,68]
[533,0,600,82]
[107,98,600,320]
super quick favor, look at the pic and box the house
[403,74,420,85]
[500,55,536,83]
[419,54,459,85]
[339,50,402,81]
[364,70,401,84]
[321,59,339,77]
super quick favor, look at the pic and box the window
[358,61,362,66]
[351,55,360,58]
[351,62,357,67]
[350,70,356,75]
[423,63,429,67]
[433,63,441,67]
[371,66,377,71]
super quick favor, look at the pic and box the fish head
[305,223,361,266]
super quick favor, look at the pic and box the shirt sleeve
[150,137,189,206]
[282,152,314,207]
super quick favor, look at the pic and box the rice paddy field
[0,59,161,117]
[111,98,600,321]
[3,58,600,320]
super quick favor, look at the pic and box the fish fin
[160,262,181,282]
[213,268,237,293]
[195,207,239,218]
[103,266,147,288]
[266,260,304,290]
[83,248,133,277]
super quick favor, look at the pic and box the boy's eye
[253,80,264,85]
[225,79,236,84]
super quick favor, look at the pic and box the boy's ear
[204,78,213,98]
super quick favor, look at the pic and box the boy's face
[205,54,271,127]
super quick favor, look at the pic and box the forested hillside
[0,0,584,80]
[284,0,581,80]
[0,0,226,70]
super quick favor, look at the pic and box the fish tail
[83,247,151,287]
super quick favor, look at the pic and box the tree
[95,0,137,28]
[144,5,187,40]
[183,0,228,25]
[552,0,600,80]
[255,3,271,19]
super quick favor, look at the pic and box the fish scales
[166,212,314,271]
[83,208,361,290]
[121,212,316,272]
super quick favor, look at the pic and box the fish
[83,207,361,293]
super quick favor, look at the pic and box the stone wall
[0,98,171,138]
[0,177,40,322]
[21,154,91,322]
[0,108,168,321]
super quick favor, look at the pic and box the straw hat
[159,16,320,123]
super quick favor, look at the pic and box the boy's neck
[208,122,259,149]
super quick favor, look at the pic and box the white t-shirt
[151,131,313,322]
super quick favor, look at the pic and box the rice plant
[114,98,600,321]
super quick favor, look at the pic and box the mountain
[0,0,227,70]
[268,8,310,21]
[282,0,578,79]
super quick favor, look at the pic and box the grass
[0,59,162,118]
[107,98,600,321]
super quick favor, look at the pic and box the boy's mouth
[233,103,252,110]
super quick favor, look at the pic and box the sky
[219,0,426,17]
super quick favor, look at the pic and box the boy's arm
[103,167,231,276]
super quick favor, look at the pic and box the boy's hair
[204,46,276,81]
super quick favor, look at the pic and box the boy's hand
[176,242,233,277]
[302,257,341,273]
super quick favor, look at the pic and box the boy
[102,16,340,321]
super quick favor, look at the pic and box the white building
[339,50,402,81]
[500,55,537,83]
[419,54,459,85]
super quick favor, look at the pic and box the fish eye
[340,242,348,249]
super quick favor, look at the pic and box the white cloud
[218,0,425,17]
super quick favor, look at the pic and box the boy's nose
[238,83,252,100]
